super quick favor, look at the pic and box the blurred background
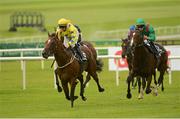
[0,0,180,40]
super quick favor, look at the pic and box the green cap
[136,18,145,25]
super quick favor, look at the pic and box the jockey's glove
[68,42,72,46]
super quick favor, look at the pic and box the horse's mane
[49,32,56,37]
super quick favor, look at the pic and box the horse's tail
[96,59,103,73]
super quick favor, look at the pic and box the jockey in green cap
[135,18,160,60]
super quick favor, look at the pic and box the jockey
[56,18,86,62]
[135,18,160,59]
[127,25,136,40]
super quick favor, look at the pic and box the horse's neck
[133,46,148,64]
[54,42,72,67]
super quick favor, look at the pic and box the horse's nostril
[122,54,125,58]
[42,50,48,59]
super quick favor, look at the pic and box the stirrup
[82,57,87,62]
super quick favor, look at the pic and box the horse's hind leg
[83,73,91,88]
[90,72,104,92]
[153,72,157,85]
[158,71,165,91]
[55,69,62,93]
[78,74,87,101]
[152,72,158,96]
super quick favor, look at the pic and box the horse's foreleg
[55,70,62,93]
[137,77,142,99]
[90,72,104,92]
[78,74,87,101]
[70,79,78,108]
[145,76,152,94]
[83,73,91,88]
[138,77,146,99]
[61,80,70,100]
[127,75,133,99]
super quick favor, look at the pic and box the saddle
[144,42,166,67]
[71,43,88,73]
[144,41,164,56]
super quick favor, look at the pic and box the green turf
[0,59,180,118]
[0,0,180,39]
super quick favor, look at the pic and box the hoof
[57,86,62,92]
[82,96,87,101]
[127,93,132,99]
[138,95,143,99]
[152,88,158,96]
[83,84,86,88]
[66,96,71,100]
[152,92,158,96]
[99,88,105,92]
[146,89,152,94]
[138,97,143,100]
[74,96,78,100]
[162,87,164,92]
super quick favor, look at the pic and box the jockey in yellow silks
[56,18,86,62]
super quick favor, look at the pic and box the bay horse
[121,38,138,89]
[121,38,147,99]
[126,30,168,99]
[126,30,157,99]
[121,36,168,93]
[42,33,104,107]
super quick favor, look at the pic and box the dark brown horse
[121,36,168,93]
[121,38,138,88]
[126,30,157,99]
[121,38,147,99]
[42,33,104,107]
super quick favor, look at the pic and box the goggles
[58,25,66,29]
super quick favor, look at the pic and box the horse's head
[42,32,60,59]
[121,38,131,58]
[132,29,144,47]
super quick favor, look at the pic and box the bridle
[132,31,144,48]
[48,35,76,69]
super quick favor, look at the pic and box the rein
[57,55,75,69]
[134,43,144,48]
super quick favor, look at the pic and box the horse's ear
[54,27,57,32]
[121,38,126,42]
[48,31,50,37]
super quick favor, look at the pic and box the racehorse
[126,30,157,99]
[121,38,138,88]
[121,36,168,93]
[42,33,104,107]
[121,38,148,99]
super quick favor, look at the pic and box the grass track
[0,60,180,118]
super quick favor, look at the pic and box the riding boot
[144,40,154,53]
[149,42,160,66]
[74,44,87,62]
